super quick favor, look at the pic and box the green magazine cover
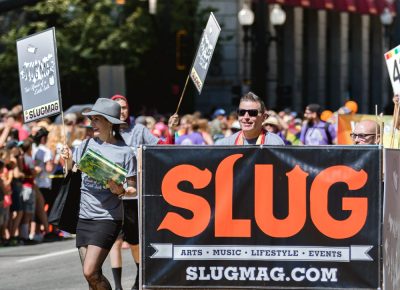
[78,149,127,186]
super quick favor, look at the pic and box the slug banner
[139,146,382,289]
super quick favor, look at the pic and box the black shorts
[10,180,22,212]
[122,199,139,245]
[76,219,122,250]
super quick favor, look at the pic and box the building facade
[197,0,398,114]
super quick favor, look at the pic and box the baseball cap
[213,108,226,118]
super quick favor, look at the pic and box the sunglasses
[350,133,376,140]
[237,109,260,117]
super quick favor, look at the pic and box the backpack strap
[324,122,333,144]
[72,138,91,172]
[81,138,90,158]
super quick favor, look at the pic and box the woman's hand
[108,180,125,198]
[60,144,72,161]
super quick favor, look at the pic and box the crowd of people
[0,92,381,290]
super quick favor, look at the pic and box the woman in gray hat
[61,98,136,290]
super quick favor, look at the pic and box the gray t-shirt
[33,144,53,189]
[73,138,136,220]
[120,123,159,150]
[120,123,159,200]
[215,131,285,145]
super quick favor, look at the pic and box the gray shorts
[20,186,35,214]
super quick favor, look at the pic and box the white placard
[385,44,400,95]
[17,27,62,123]
[190,13,221,94]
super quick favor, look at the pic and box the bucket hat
[231,120,241,130]
[82,98,125,125]
[262,116,280,129]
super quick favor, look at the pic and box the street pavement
[0,238,137,290]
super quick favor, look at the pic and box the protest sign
[16,27,61,123]
[385,44,400,95]
[386,46,400,147]
[190,13,221,94]
[139,146,381,289]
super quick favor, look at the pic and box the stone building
[198,0,398,114]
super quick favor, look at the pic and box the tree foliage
[0,0,220,113]
[0,0,154,105]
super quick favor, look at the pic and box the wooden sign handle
[390,102,399,148]
[175,74,190,115]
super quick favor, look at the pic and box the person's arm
[44,150,54,173]
[328,123,337,144]
[158,114,179,145]
[11,153,25,179]
[4,168,13,187]
[299,123,308,145]
[0,125,11,148]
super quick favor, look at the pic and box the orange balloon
[321,110,333,122]
[345,100,358,113]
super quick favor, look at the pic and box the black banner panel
[383,149,400,290]
[140,146,381,289]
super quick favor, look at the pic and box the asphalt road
[0,238,137,290]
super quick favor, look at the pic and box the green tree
[0,0,154,106]
[0,0,222,114]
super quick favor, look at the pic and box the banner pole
[395,104,400,148]
[375,105,378,145]
[175,74,190,115]
[390,102,399,148]
[393,103,400,146]
[380,113,384,147]
[60,99,68,176]
[394,102,400,148]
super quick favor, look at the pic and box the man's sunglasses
[237,109,260,117]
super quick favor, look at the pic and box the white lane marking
[17,248,77,263]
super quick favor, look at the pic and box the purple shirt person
[176,132,205,145]
[300,104,336,145]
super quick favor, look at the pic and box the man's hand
[125,186,137,197]
[168,113,180,130]
[393,94,399,104]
